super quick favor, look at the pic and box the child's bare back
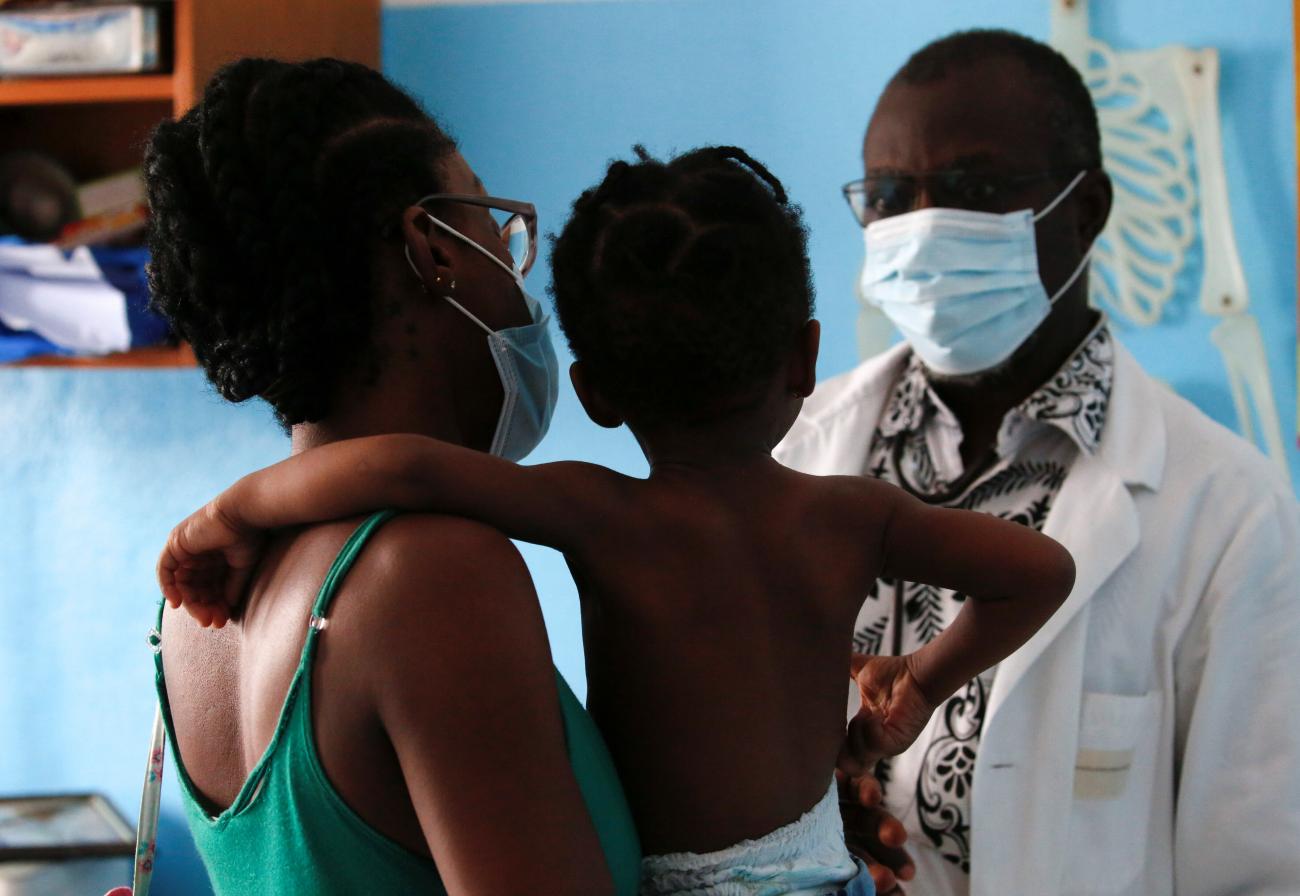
[570,460,886,853]
[512,453,1070,856]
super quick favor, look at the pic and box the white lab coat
[775,342,1300,896]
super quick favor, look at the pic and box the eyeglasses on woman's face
[415,193,539,277]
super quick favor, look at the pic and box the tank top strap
[296,510,400,672]
[154,510,403,822]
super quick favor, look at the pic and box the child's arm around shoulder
[160,434,625,620]
[221,433,622,552]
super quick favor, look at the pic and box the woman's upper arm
[362,516,615,896]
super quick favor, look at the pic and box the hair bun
[675,226,742,291]
[209,338,274,403]
[597,206,692,285]
[145,58,457,429]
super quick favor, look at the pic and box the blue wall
[0,1,1294,892]
[0,372,285,893]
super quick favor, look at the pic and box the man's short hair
[890,29,1102,171]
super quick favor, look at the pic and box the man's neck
[927,305,1100,468]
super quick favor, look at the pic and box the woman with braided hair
[145,57,640,894]
[161,141,1075,895]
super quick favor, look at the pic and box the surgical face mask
[857,170,1091,376]
[407,215,560,462]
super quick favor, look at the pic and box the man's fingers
[840,713,885,776]
[873,809,907,849]
[842,800,913,879]
[837,744,865,780]
[846,833,912,881]
[855,773,883,808]
[846,847,909,895]
[863,857,896,893]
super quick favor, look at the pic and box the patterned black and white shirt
[859,320,1113,893]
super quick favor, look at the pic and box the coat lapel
[971,344,1167,894]
[985,343,1163,725]
[984,456,1139,723]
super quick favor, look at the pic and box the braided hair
[145,57,457,427]
[549,145,814,427]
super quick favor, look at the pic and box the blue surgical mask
[857,170,1090,375]
[407,215,560,461]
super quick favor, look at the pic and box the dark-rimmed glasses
[841,170,1077,226]
[416,193,539,277]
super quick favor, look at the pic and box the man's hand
[157,500,266,627]
[838,767,914,894]
[836,652,943,894]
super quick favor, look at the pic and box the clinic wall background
[0,1,1293,893]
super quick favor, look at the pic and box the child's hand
[157,501,266,628]
[843,654,940,767]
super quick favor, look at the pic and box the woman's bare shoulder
[346,512,539,612]
[324,512,552,682]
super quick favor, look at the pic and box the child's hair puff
[549,145,814,426]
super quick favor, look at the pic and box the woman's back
[159,514,442,893]
[160,512,640,895]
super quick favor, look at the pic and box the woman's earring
[449,280,456,291]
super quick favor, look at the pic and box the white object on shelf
[0,243,130,355]
[0,5,160,77]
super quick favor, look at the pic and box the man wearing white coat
[779,30,1300,896]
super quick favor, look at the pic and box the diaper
[639,779,871,896]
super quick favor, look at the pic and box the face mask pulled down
[856,170,1090,376]
[408,215,560,462]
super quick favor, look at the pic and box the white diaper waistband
[639,779,859,896]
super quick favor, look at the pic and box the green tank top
[155,511,641,895]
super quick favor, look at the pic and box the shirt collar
[1011,319,1113,455]
[879,319,1115,456]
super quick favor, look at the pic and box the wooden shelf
[0,0,381,373]
[9,343,196,368]
[0,74,174,108]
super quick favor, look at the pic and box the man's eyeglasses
[841,170,1076,226]
[416,193,538,277]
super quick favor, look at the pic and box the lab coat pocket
[1063,690,1161,895]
